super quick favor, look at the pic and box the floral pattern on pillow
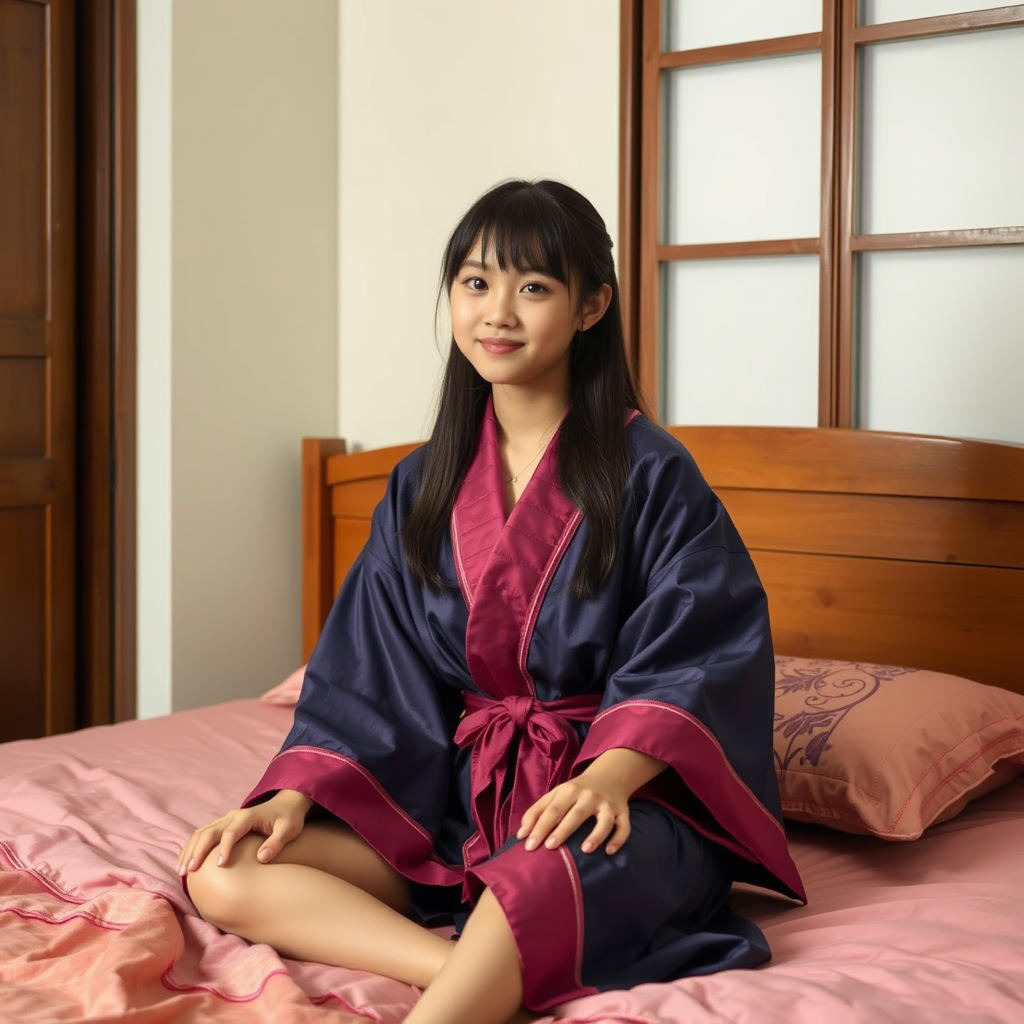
[773,658,915,772]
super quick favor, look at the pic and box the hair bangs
[443,181,577,291]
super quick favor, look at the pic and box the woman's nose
[484,290,517,327]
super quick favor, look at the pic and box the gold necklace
[504,423,560,485]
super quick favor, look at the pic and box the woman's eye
[522,282,548,295]
[465,277,487,291]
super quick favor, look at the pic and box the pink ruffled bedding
[2,699,1022,1023]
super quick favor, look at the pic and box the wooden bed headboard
[301,428,1024,695]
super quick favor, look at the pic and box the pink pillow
[260,664,306,705]
[774,657,1024,839]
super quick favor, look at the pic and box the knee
[185,838,259,931]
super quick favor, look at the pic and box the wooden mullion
[78,0,114,730]
[852,227,1024,251]
[77,0,137,727]
[658,239,819,260]
[638,0,662,416]
[660,32,821,68]
[819,0,841,426]
[835,0,858,428]
[618,0,642,376]
[854,5,1024,44]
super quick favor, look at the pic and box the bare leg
[186,822,452,988]
[404,888,531,1024]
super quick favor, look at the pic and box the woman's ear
[580,283,613,331]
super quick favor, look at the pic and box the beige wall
[138,0,339,714]
[137,0,620,713]
[337,0,621,449]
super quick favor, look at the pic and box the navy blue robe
[246,404,805,1010]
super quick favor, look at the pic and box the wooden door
[0,0,78,740]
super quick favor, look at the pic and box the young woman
[180,179,805,1024]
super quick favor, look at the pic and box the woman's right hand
[178,789,314,875]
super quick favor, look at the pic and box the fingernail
[581,841,593,853]
[524,838,536,851]
[257,848,269,862]
[545,837,557,849]
[216,855,223,867]
[188,858,195,872]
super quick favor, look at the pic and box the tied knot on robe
[454,691,602,871]
[503,695,535,731]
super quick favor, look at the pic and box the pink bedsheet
[2,699,1022,1023]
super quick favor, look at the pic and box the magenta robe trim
[579,701,806,901]
[450,398,599,911]
[245,747,461,888]
[467,842,598,1010]
[451,401,581,699]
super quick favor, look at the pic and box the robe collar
[450,397,583,699]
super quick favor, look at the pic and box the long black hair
[402,178,650,599]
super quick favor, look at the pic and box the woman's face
[448,237,606,401]
[449,237,581,401]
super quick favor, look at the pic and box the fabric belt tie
[454,691,602,871]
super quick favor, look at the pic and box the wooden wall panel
[0,0,48,322]
[756,551,1024,693]
[719,490,1024,570]
[0,359,46,455]
[0,0,77,739]
[0,508,46,738]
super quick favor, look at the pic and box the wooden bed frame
[301,427,1024,696]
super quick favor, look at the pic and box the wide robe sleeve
[576,426,804,902]
[243,450,463,889]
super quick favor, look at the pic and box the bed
[3,425,1023,1023]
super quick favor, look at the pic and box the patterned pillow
[774,657,1024,839]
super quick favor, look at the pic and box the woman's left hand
[516,766,632,855]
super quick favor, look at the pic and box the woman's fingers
[179,811,259,873]
[580,807,621,854]
[531,799,590,851]
[179,820,226,874]
[517,782,630,854]
[215,821,253,866]
[516,790,554,839]
[256,814,302,863]
[593,811,631,855]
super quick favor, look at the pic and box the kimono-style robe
[245,404,805,1010]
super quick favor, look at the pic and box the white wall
[137,0,339,714]
[136,0,173,718]
[337,0,621,449]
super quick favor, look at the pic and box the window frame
[619,0,1024,427]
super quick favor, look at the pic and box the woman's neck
[491,386,568,450]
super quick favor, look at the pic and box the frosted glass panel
[861,28,1024,233]
[860,1,984,24]
[663,256,819,426]
[665,0,820,50]
[664,55,821,244]
[858,248,1024,443]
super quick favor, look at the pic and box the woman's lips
[479,337,524,355]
